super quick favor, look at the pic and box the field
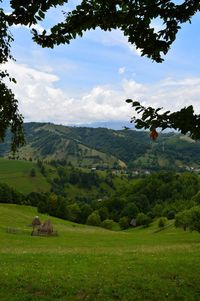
[0,204,200,301]
[0,159,50,194]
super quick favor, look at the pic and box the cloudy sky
[2,1,200,127]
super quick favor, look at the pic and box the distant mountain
[1,122,200,171]
[76,120,134,130]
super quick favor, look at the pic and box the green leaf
[132,101,141,107]
[11,78,17,84]
[38,10,45,19]
[125,99,133,103]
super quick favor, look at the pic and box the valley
[1,123,200,301]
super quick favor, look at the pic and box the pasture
[0,204,200,301]
[0,159,50,194]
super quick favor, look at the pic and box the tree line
[1,168,200,231]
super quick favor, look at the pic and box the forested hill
[1,122,200,171]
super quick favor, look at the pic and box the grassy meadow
[0,204,200,301]
[0,159,50,194]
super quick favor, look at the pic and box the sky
[2,1,200,128]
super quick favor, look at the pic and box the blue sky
[2,1,200,127]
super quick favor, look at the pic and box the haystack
[32,216,41,227]
[38,220,53,235]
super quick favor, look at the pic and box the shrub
[121,202,139,219]
[158,217,167,229]
[86,212,101,227]
[189,206,200,232]
[147,211,155,219]
[67,203,81,223]
[119,217,129,230]
[191,191,200,205]
[175,206,200,232]
[167,210,175,220]
[175,210,191,231]
[30,168,36,177]
[152,204,163,217]
[101,219,114,230]
[136,213,151,227]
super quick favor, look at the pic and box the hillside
[0,163,199,229]
[1,203,200,301]
[1,122,200,170]
[0,158,50,194]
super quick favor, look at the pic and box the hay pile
[31,218,55,236]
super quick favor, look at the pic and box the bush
[167,210,175,220]
[152,204,163,217]
[121,202,139,219]
[175,210,191,231]
[191,191,200,205]
[158,217,167,229]
[86,212,101,227]
[101,219,114,230]
[30,168,36,177]
[136,213,151,227]
[147,211,155,219]
[119,217,129,230]
[189,206,200,232]
[67,203,81,223]
[175,206,200,232]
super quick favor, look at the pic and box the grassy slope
[0,204,200,301]
[0,159,50,194]
[0,157,130,201]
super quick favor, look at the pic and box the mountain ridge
[1,122,200,171]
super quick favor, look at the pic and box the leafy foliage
[175,206,200,232]
[119,216,129,230]
[86,211,101,226]
[6,0,199,63]
[136,212,151,227]
[0,4,25,152]
[1,1,200,145]
[126,100,200,141]
[30,168,36,177]
[0,182,25,204]
[158,217,167,229]
[101,219,115,230]
[1,159,200,230]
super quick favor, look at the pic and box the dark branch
[126,99,200,140]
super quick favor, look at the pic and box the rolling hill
[0,158,50,194]
[1,203,200,301]
[1,122,200,170]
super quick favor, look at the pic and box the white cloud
[85,29,142,57]
[127,44,142,56]
[129,77,200,114]
[5,62,132,123]
[12,23,46,34]
[4,61,200,125]
[118,67,125,75]
[31,24,46,34]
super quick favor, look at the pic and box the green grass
[0,159,50,194]
[1,203,200,301]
